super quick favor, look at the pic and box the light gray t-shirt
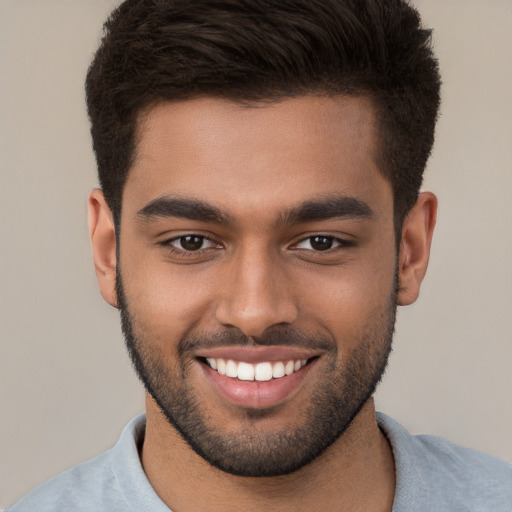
[7,413,512,511]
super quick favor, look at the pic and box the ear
[397,192,437,306]
[88,189,118,308]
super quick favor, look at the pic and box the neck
[142,396,395,512]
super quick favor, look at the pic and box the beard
[116,271,396,477]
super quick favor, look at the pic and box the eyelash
[292,235,354,252]
[160,235,221,258]
[160,234,354,257]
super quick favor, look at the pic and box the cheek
[119,219,397,345]
[121,255,219,339]
[293,252,396,340]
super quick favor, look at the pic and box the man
[7,0,511,511]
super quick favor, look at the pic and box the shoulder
[6,450,123,512]
[6,415,151,512]
[377,413,512,512]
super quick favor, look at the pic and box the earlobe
[397,192,437,306]
[88,189,119,308]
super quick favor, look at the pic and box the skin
[89,95,436,512]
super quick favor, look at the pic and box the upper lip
[196,345,321,363]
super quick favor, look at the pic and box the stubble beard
[116,271,396,477]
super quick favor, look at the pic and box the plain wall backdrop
[0,0,511,507]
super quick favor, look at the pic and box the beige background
[0,0,511,508]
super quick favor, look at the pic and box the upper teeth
[206,358,308,381]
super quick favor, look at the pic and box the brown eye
[294,235,352,252]
[179,235,204,251]
[169,235,216,252]
[309,236,334,251]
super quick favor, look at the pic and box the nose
[215,245,298,338]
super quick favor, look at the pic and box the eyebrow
[137,194,373,226]
[279,195,373,225]
[137,196,231,224]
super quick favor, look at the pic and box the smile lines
[205,358,309,382]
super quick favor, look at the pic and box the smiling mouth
[201,357,313,382]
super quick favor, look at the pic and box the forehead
[124,95,391,221]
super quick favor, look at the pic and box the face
[115,96,398,476]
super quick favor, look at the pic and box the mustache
[178,326,333,357]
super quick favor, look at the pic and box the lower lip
[198,359,317,409]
